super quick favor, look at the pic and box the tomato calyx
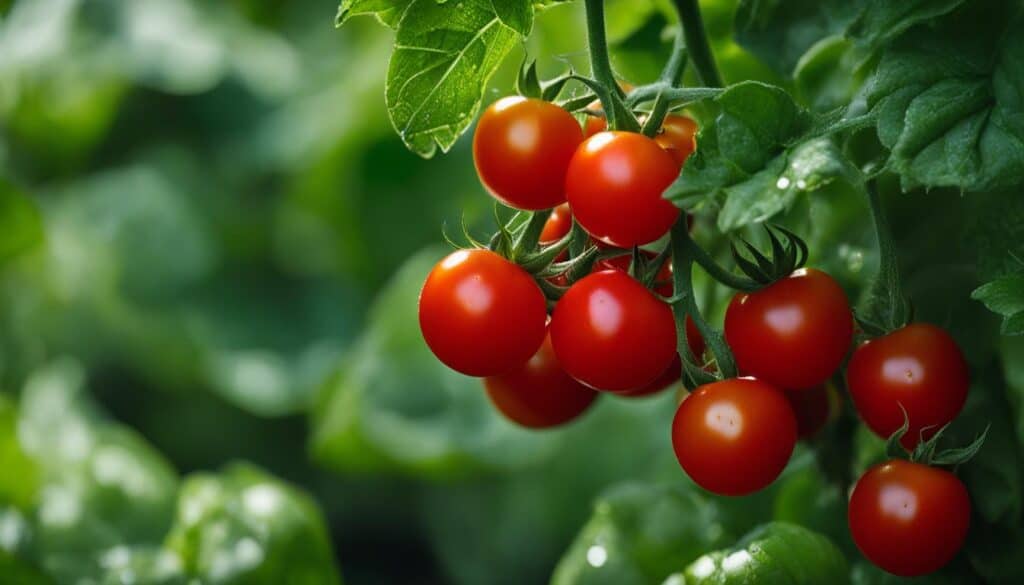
[885,407,989,468]
[729,224,809,286]
[515,57,574,103]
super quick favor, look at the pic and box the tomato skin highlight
[566,131,681,247]
[725,268,853,390]
[849,460,970,577]
[473,97,583,210]
[653,114,698,167]
[419,249,547,377]
[550,270,677,392]
[671,377,797,496]
[846,323,969,450]
[484,329,598,428]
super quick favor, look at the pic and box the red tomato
[473,97,583,210]
[724,268,853,390]
[565,132,681,247]
[617,317,706,398]
[671,377,797,496]
[540,203,572,244]
[583,115,607,139]
[484,329,598,428]
[846,323,969,450]
[550,270,677,392]
[654,114,698,167]
[419,249,547,377]
[784,384,832,439]
[849,460,970,577]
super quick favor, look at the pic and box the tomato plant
[550,269,677,392]
[565,131,681,247]
[847,323,969,449]
[419,249,547,377]
[849,460,971,577]
[724,268,853,390]
[484,328,598,428]
[473,96,583,210]
[671,377,797,496]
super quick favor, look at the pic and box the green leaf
[847,0,969,53]
[793,36,865,112]
[167,463,341,585]
[336,0,412,27]
[666,522,849,584]
[717,137,862,232]
[864,3,1024,191]
[551,483,730,585]
[973,272,1024,336]
[385,0,531,157]
[734,0,859,74]
[310,247,558,477]
[0,179,43,265]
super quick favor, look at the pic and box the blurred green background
[3,1,1015,584]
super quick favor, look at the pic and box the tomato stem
[582,0,641,132]
[683,233,761,292]
[671,0,722,87]
[670,218,737,383]
[860,180,911,333]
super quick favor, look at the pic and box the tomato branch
[582,0,640,132]
[671,0,722,88]
[670,218,738,384]
[858,180,911,334]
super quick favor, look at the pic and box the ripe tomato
[616,317,706,398]
[784,384,832,439]
[724,268,853,390]
[484,329,598,428]
[671,377,797,496]
[473,97,583,210]
[846,323,969,449]
[540,203,573,244]
[583,115,607,139]
[654,114,698,167]
[419,249,547,377]
[565,132,681,247]
[550,270,677,392]
[849,460,970,577]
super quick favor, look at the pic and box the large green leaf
[864,2,1024,191]
[167,464,341,585]
[665,522,849,584]
[385,0,531,157]
[551,483,730,585]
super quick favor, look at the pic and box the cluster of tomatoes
[417,95,973,577]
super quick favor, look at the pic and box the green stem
[660,32,689,86]
[513,209,551,260]
[672,0,722,87]
[670,219,738,383]
[627,85,722,108]
[582,0,640,132]
[863,181,910,332]
[682,231,761,292]
[641,90,670,137]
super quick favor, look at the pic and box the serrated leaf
[385,0,532,157]
[847,0,968,53]
[734,0,859,74]
[973,272,1024,336]
[864,3,1024,191]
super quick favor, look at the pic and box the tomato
[849,459,970,577]
[550,270,677,392]
[583,115,607,139]
[617,317,706,398]
[654,114,698,167]
[784,384,832,439]
[540,203,573,244]
[724,268,853,390]
[484,328,598,428]
[473,97,583,210]
[419,249,547,377]
[846,323,969,449]
[566,132,681,247]
[671,377,797,496]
